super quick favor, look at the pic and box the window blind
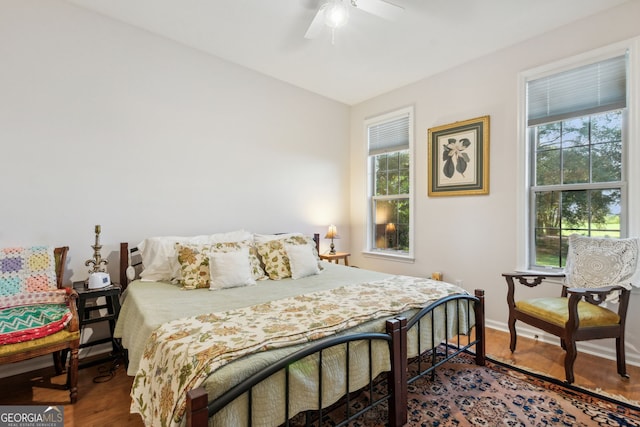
[527,54,627,126]
[368,114,410,155]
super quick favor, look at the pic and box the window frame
[516,38,640,273]
[364,106,415,261]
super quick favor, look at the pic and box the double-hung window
[525,53,628,269]
[366,106,413,258]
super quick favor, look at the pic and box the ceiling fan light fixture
[323,0,349,29]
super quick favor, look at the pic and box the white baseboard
[485,319,640,368]
[0,342,113,379]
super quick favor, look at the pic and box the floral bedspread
[130,275,465,427]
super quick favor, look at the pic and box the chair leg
[67,346,79,403]
[616,336,629,379]
[508,317,517,352]
[52,351,64,374]
[564,338,577,384]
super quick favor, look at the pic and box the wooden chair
[503,235,638,384]
[0,246,80,402]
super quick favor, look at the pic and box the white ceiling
[66,0,628,105]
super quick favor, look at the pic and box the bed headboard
[119,233,321,290]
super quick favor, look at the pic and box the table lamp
[325,225,339,254]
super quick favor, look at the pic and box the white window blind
[527,55,627,126]
[368,114,410,155]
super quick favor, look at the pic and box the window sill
[362,251,415,263]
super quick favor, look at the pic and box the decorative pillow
[286,244,321,280]
[209,241,265,281]
[209,248,256,290]
[176,244,211,290]
[564,235,639,289]
[0,303,72,345]
[257,235,320,280]
[177,240,265,289]
[137,230,253,282]
[0,247,58,304]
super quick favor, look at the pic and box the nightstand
[72,281,123,369]
[319,252,351,266]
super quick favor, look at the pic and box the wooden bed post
[119,242,129,291]
[386,317,407,427]
[313,233,320,254]
[474,289,486,366]
[186,387,209,427]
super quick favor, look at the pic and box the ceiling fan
[304,0,404,43]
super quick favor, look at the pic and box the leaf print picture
[428,116,490,197]
[442,137,471,179]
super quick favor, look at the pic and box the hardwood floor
[0,359,143,427]
[486,329,640,402]
[2,328,639,426]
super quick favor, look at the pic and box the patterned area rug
[294,351,640,426]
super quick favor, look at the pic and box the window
[525,54,628,269]
[366,107,413,258]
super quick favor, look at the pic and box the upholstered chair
[0,246,80,402]
[503,234,638,383]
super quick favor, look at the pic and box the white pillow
[208,248,256,290]
[138,230,253,282]
[285,243,321,280]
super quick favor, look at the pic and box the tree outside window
[531,111,623,268]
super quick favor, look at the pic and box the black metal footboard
[387,288,485,426]
[405,288,485,385]
[186,289,485,427]
[187,318,405,427]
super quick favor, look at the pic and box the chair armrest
[565,285,630,314]
[502,272,565,287]
[502,272,566,309]
[566,285,626,294]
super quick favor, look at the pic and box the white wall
[0,0,351,375]
[349,1,640,365]
[0,0,351,283]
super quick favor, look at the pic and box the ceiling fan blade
[304,7,325,39]
[355,0,403,21]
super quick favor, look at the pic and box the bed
[115,231,485,427]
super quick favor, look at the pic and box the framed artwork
[427,115,490,197]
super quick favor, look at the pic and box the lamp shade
[325,225,339,239]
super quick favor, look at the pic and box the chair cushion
[0,304,73,345]
[0,329,80,359]
[516,297,620,328]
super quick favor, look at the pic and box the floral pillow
[256,235,320,280]
[176,241,265,289]
[176,244,211,290]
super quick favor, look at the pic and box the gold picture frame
[428,115,490,197]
